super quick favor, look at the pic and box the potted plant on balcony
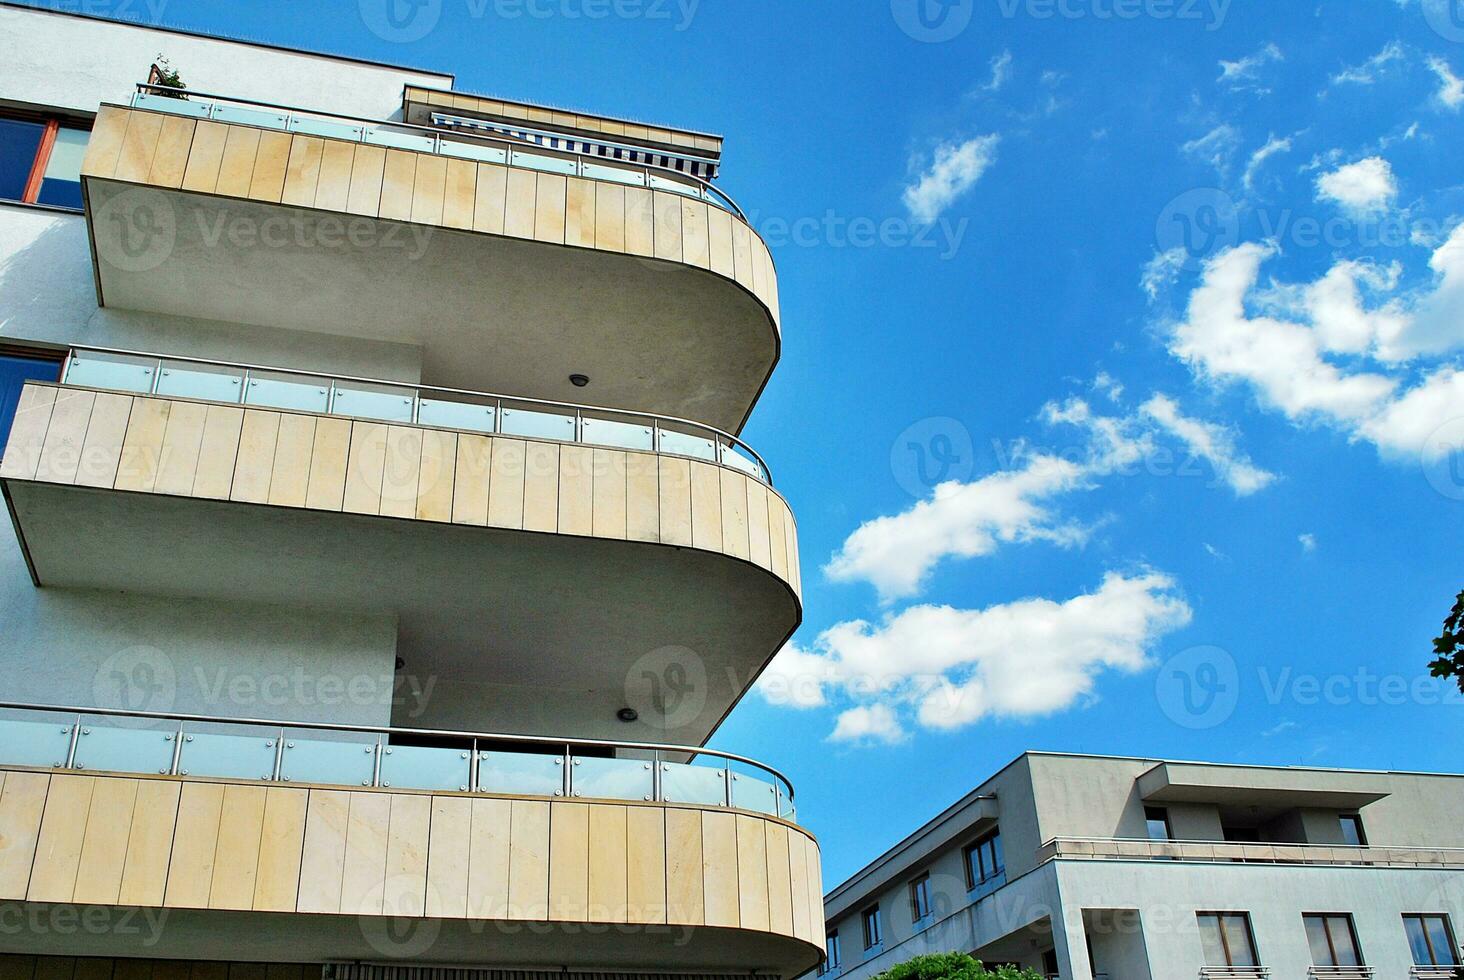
[148,56,187,99]
[874,952,1043,980]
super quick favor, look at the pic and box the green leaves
[1427,589,1464,694]
[872,952,1044,980]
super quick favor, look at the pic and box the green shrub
[871,952,1044,980]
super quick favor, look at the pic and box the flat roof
[0,0,455,80]
[822,749,1464,904]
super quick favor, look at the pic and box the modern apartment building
[0,3,822,977]
[811,753,1464,980]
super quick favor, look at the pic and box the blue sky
[41,0,1464,885]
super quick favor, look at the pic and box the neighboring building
[0,3,820,977]
[812,753,1464,980]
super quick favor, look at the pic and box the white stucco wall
[0,2,452,119]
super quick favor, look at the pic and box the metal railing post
[470,738,479,793]
[370,737,383,786]
[63,715,82,769]
[562,743,573,798]
[169,721,184,775]
[723,759,732,808]
[271,727,285,780]
[239,368,250,406]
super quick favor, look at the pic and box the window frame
[819,929,842,975]
[1197,911,1261,967]
[0,106,91,211]
[1404,913,1460,966]
[963,827,1004,890]
[1145,806,1173,841]
[909,872,932,923]
[861,904,882,950]
[1338,812,1367,847]
[1304,913,1363,968]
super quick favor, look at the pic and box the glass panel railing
[778,791,797,823]
[649,173,699,197]
[331,382,415,423]
[478,750,564,796]
[380,744,472,792]
[64,351,156,393]
[730,771,780,816]
[72,725,176,775]
[135,92,212,118]
[511,149,578,176]
[440,139,508,165]
[178,730,277,780]
[660,761,727,807]
[288,115,364,142]
[657,427,717,462]
[581,161,646,186]
[211,104,289,130]
[0,717,73,768]
[418,399,496,433]
[721,443,765,482]
[570,756,654,802]
[500,406,576,441]
[279,735,378,786]
[581,416,654,452]
[244,372,331,413]
[365,127,437,152]
[156,361,246,403]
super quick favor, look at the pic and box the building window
[1197,912,1260,968]
[820,931,841,974]
[1145,806,1172,841]
[963,827,1004,889]
[861,905,882,950]
[1338,813,1367,847]
[0,350,64,457]
[909,873,932,922]
[1305,914,1363,968]
[0,111,89,210]
[1404,914,1460,966]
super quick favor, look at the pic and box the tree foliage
[1429,589,1464,694]
[872,952,1044,980]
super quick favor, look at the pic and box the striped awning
[431,112,720,180]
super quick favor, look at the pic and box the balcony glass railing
[127,84,748,221]
[1038,837,1464,869]
[0,701,797,821]
[59,346,771,485]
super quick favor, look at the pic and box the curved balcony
[79,87,782,433]
[0,363,801,744]
[0,703,824,972]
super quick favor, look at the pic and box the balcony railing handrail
[129,82,749,223]
[59,344,773,486]
[1041,835,1464,854]
[0,699,796,806]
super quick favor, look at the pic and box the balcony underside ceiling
[0,903,819,975]
[85,178,779,435]
[4,480,799,745]
[1138,762,1391,809]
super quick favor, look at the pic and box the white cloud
[1143,247,1190,301]
[982,50,1013,93]
[756,642,836,709]
[1091,372,1125,402]
[1140,394,1277,495]
[1427,56,1464,110]
[825,451,1091,602]
[1299,533,1318,552]
[1168,242,1464,460]
[1181,124,1242,179]
[1331,41,1407,86]
[1316,157,1398,217]
[1219,43,1284,92]
[902,135,1001,225]
[765,572,1192,738]
[830,704,906,745]
[1243,134,1293,191]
